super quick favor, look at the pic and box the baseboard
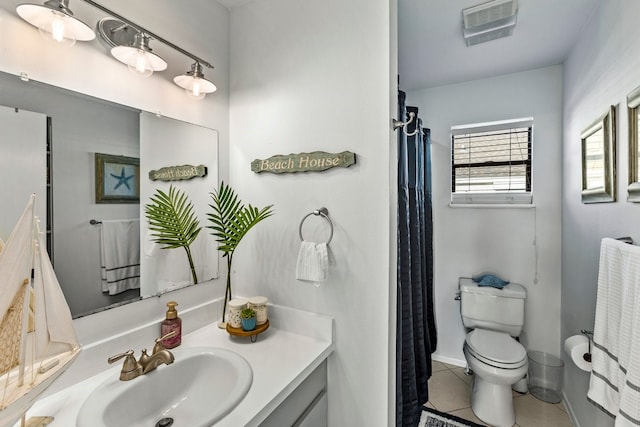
[562,390,580,427]
[432,353,466,368]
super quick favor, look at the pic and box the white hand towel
[296,241,328,283]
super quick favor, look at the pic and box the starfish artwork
[110,167,135,191]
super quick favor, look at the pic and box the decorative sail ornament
[0,195,81,427]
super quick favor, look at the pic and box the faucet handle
[108,349,136,365]
[108,350,142,381]
[152,331,177,354]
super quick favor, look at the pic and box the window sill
[448,203,536,209]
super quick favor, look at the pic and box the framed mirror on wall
[627,86,640,202]
[581,105,616,203]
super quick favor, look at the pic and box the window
[451,118,533,205]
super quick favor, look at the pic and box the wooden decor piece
[226,319,270,343]
[251,151,356,174]
[148,164,207,181]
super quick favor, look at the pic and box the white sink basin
[77,347,252,427]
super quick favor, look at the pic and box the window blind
[451,118,533,205]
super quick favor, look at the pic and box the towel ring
[299,207,333,245]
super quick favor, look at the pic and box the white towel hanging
[587,238,640,426]
[296,241,329,283]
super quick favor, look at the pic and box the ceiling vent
[462,0,518,47]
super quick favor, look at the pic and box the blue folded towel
[472,273,509,289]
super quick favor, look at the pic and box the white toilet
[458,277,528,427]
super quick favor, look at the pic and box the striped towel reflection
[100,219,140,295]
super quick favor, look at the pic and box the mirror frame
[627,86,640,202]
[581,105,616,203]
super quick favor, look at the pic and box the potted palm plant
[208,181,274,328]
[145,185,202,285]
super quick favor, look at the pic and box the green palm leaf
[207,182,274,257]
[145,185,202,283]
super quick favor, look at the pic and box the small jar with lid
[227,298,248,328]
[249,296,268,325]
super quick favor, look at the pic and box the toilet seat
[465,329,527,369]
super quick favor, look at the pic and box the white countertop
[13,304,333,427]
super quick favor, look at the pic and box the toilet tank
[459,277,526,337]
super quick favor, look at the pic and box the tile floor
[425,361,574,427]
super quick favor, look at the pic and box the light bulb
[186,79,206,100]
[127,50,153,77]
[38,10,76,46]
[50,13,65,41]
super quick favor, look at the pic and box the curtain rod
[80,0,214,69]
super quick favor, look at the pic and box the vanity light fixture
[16,0,95,46]
[173,62,217,100]
[17,0,217,100]
[111,32,167,77]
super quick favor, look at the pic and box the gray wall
[562,1,640,426]
[0,72,140,316]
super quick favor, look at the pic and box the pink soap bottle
[161,301,182,349]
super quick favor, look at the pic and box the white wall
[407,66,563,365]
[562,1,640,426]
[228,0,395,425]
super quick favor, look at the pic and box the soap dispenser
[161,301,182,349]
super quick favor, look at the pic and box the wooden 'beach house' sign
[251,151,356,174]
[149,164,207,181]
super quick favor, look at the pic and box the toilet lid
[465,329,526,365]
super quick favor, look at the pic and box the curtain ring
[299,207,333,245]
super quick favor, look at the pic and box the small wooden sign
[149,164,207,181]
[251,151,356,174]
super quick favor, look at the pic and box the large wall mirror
[627,86,640,202]
[0,71,219,318]
[581,105,616,203]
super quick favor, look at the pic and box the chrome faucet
[108,331,176,381]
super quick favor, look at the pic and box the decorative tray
[226,319,270,342]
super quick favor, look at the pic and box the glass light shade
[173,74,217,100]
[111,45,167,77]
[16,2,95,45]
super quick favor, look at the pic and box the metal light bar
[80,0,213,68]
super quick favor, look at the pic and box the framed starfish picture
[95,153,140,203]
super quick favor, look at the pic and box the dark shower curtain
[396,91,437,426]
